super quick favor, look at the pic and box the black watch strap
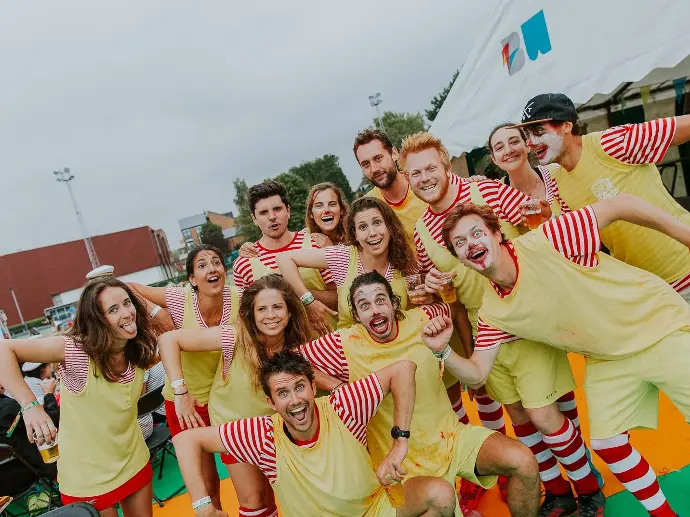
[391,426,411,439]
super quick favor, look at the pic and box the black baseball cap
[513,93,577,128]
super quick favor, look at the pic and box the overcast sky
[0,0,492,254]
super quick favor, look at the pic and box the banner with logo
[430,0,690,156]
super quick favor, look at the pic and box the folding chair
[0,444,59,517]
[38,503,98,516]
[137,384,185,506]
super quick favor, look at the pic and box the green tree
[200,222,228,252]
[287,154,354,201]
[232,178,262,243]
[425,69,460,122]
[374,111,426,149]
[274,171,310,232]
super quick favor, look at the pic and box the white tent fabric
[430,0,690,156]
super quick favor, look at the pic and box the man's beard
[371,167,398,189]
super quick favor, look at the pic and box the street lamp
[368,93,385,133]
[54,168,100,269]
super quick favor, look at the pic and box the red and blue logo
[501,10,552,76]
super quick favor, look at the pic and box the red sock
[543,419,599,496]
[474,394,506,435]
[593,433,676,517]
[556,391,581,432]
[451,396,470,425]
[513,422,571,495]
[239,507,278,517]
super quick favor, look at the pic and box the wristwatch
[391,426,411,440]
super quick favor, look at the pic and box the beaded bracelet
[192,496,212,511]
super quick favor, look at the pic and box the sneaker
[459,478,485,512]
[577,490,606,517]
[539,490,577,517]
[498,475,509,502]
[585,448,604,489]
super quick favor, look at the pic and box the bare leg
[504,401,530,426]
[201,452,222,510]
[98,506,120,517]
[226,462,276,510]
[475,433,540,517]
[396,477,456,517]
[120,483,154,517]
[524,404,565,435]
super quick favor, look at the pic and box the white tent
[430,0,690,157]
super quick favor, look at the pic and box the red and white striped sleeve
[218,416,278,483]
[478,180,529,226]
[414,229,435,273]
[419,303,451,321]
[538,165,571,214]
[330,373,384,445]
[300,331,349,382]
[219,326,235,380]
[541,206,601,267]
[600,118,676,165]
[232,256,254,294]
[475,318,519,350]
[164,286,186,329]
[323,245,351,287]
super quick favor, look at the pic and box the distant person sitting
[0,379,59,493]
[137,362,167,440]
[21,362,55,405]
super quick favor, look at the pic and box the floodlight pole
[369,93,385,133]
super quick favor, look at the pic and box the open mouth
[367,238,383,247]
[370,315,390,335]
[467,246,488,262]
[288,403,308,423]
[120,321,137,334]
[321,215,335,224]
[269,223,281,231]
[207,274,220,285]
[532,146,548,160]
[420,184,437,192]
[262,320,281,330]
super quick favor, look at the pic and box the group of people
[1,91,690,517]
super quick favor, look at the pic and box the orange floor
[153,354,690,516]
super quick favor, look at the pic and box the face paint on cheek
[535,132,564,162]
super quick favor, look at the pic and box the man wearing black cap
[516,93,690,517]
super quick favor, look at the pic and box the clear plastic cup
[439,276,457,304]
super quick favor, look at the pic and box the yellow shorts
[367,489,396,517]
[442,423,497,489]
[485,339,576,408]
[585,328,690,440]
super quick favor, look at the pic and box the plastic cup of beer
[37,435,59,464]
[523,201,542,229]
[384,482,405,508]
[405,274,422,297]
[439,276,457,304]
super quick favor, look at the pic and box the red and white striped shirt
[219,325,236,380]
[324,245,395,286]
[476,206,602,350]
[600,118,676,165]
[232,230,333,292]
[300,304,450,380]
[217,373,384,484]
[58,336,136,394]
[165,285,233,329]
[415,176,529,272]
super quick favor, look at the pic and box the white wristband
[433,344,452,361]
[171,378,186,390]
[150,305,162,318]
[192,496,212,511]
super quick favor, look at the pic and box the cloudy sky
[0,1,492,254]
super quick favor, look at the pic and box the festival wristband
[192,496,212,511]
[20,400,40,413]
[171,378,186,390]
[432,344,452,361]
[150,305,162,318]
[300,291,315,306]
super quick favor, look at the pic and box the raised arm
[158,327,224,430]
[275,248,336,335]
[592,192,690,247]
[0,336,65,445]
[128,283,168,307]
[372,359,416,485]
[672,115,690,146]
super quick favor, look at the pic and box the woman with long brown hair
[158,274,313,517]
[304,182,349,245]
[276,196,424,329]
[130,243,239,510]
[0,270,158,517]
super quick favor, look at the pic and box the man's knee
[421,478,456,516]
[526,403,564,434]
[481,433,539,479]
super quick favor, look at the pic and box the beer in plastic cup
[384,482,405,508]
[37,436,59,464]
[523,201,542,229]
[439,276,457,304]
[405,274,422,297]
